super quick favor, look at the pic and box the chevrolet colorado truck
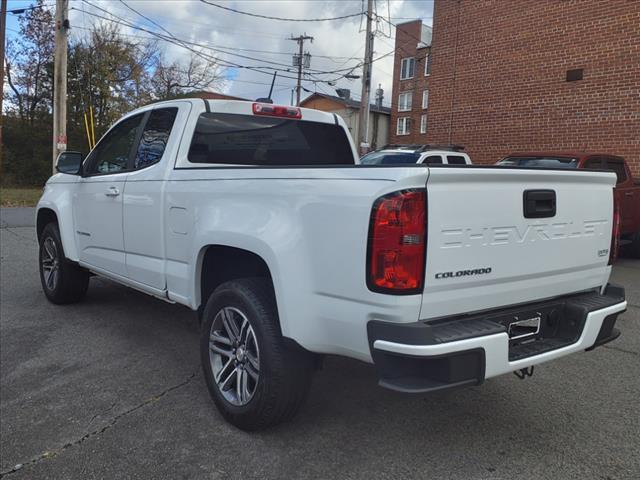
[498,152,640,257]
[37,99,627,430]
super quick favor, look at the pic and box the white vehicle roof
[362,146,472,165]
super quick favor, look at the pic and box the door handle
[625,192,634,197]
[105,186,120,197]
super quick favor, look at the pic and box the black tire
[39,222,89,304]
[200,278,314,431]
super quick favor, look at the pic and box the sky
[5,0,434,106]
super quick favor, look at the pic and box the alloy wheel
[41,237,60,291]
[209,306,260,406]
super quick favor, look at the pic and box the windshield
[360,151,420,165]
[497,156,578,169]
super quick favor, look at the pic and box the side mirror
[56,151,83,175]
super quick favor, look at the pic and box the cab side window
[134,108,178,169]
[447,155,467,165]
[85,114,144,175]
[604,159,627,184]
[423,155,443,165]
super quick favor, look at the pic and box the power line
[199,0,363,22]
[66,24,358,67]
[18,1,394,91]
[8,2,55,14]
[78,2,365,80]
[65,23,361,62]
[76,3,302,79]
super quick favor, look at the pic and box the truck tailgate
[421,167,616,320]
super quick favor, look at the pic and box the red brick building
[390,1,640,176]
[388,21,432,145]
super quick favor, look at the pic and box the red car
[497,152,640,257]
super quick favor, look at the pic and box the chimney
[375,84,384,108]
[335,88,351,100]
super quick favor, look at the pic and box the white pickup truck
[37,99,627,431]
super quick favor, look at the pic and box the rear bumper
[368,284,626,393]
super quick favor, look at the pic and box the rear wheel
[39,223,89,304]
[200,278,314,431]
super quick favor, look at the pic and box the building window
[425,53,432,76]
[397,117,411,136]
[398,92,412,112]
[566,68,583,82]
[400,57,415,80]
[422,90,429,109]
[420,114,427,134]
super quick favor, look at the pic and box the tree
[2,0,54,185]
[2,8,224,186]
[67,23,158,140]
[151,52,225,100]
[4,0,54,125]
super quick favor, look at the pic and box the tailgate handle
[523,190,556,218]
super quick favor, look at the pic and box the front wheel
[39,223,89,304]
[200,278,314,431]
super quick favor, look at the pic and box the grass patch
[0,186,43,207]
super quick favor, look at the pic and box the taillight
[609,192,621,265]
[367,189,426,293]
[252,103,302,119]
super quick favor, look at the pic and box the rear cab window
[188,113,354,166]
[360,151,420,165]
[583,157,603,169]
[498,157,579,169]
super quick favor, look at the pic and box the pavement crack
[0,371,198,478]
[602,345,639,357]
[86,401,118,431]
[0,227,37,244]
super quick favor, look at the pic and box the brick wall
[388,21,431,145]
[425,0,640,176]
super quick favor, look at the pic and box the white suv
[360,145,472,165]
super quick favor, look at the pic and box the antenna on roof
[256,72,277,104]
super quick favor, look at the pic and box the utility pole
[289,34,313,106]
[52,0,69,172]
[358,0,374,155]
[0,0,7,179]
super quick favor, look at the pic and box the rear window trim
[187,112,354,167]
[498,156,579,169]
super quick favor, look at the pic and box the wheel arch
[197,244,279,326]
[36,186,80,262]
[36,208,58,242]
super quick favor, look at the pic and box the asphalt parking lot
[1,208,639,479]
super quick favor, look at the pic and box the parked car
[360,144,472,165]
[37,100,627,430]
[497,152,640,257]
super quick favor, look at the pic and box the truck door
[74,113,145,277]
[122,103,188,291]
